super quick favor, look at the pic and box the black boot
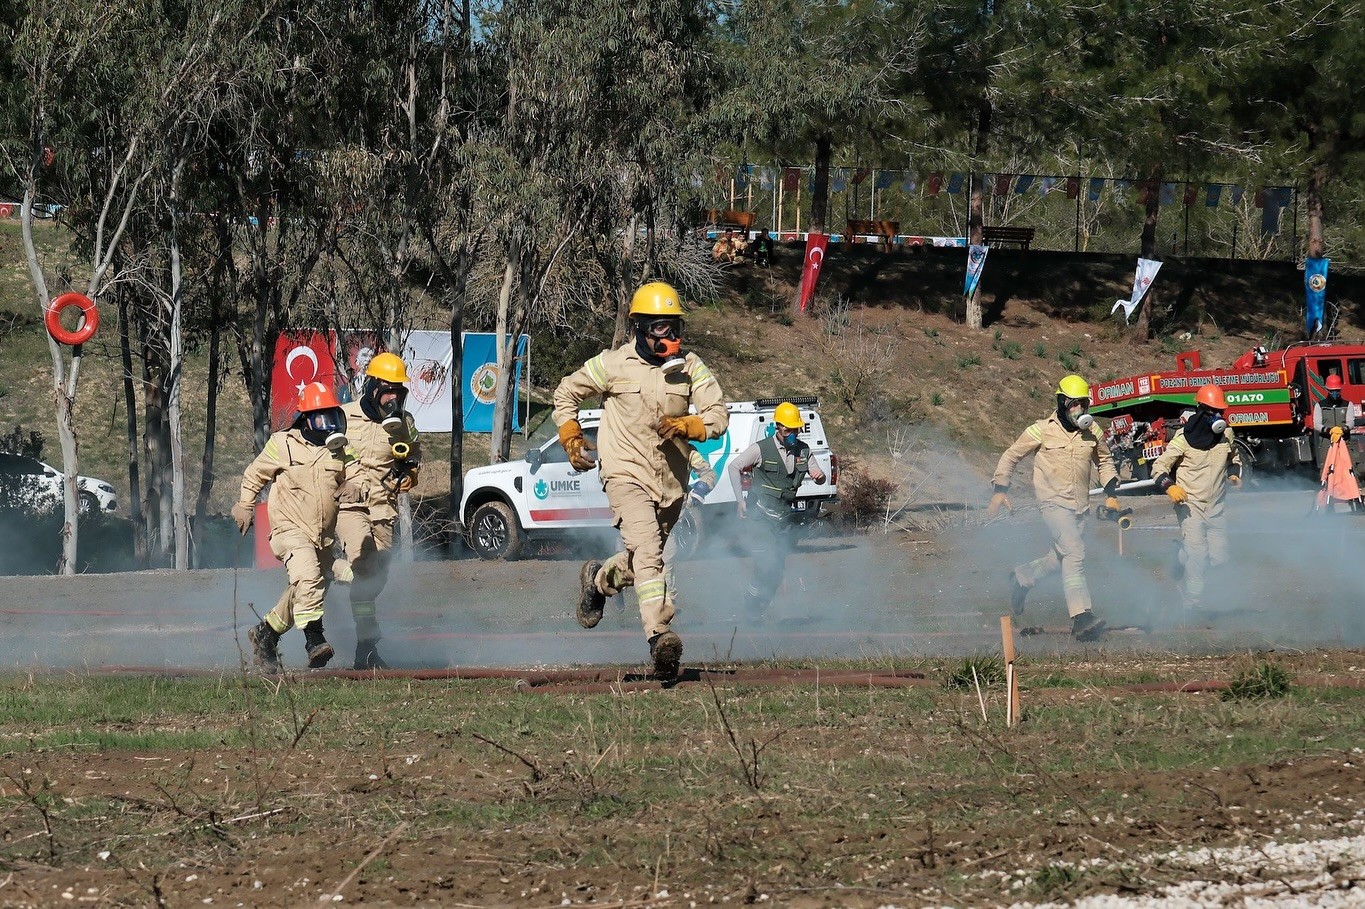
[247,621,281,673]
[1070,610,1108,642]
[301,621,334,669]
[648,630,683,681]
[1009,572,1028,616]
[354,639,390,670]
[577,560,606,628]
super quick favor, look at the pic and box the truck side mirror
[526,448,542,473]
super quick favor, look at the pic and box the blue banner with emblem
[1305,257,1329,337]
[460,332,529,433]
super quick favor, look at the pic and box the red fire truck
[1088,342,1365,484]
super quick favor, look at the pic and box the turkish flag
[798,233,829,313]
[271,330,337,431]
[927,172,944,196]
[782,167,801,192]
[1066,177,1080,200]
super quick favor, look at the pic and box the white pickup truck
[461,397,839,560]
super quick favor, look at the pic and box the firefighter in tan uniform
[988,374,1117,641]
[232,382,351,672]
[334,353,420,670]
[1152,384,1242,609]
[553,282,728,680]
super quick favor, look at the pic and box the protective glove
[1165,484,1188,505]
[1105,496,1121,512]
[1330,426,1344,443]
[231,501,254,536]
[558,419,598,472]
[397,465,419,493]
[987,491,1012,518]
[332,559,354,584]
[660,415,707,442]
[1228,474,1242,489]
[688,481,711,507]
[338,479,366,505]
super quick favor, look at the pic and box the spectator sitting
[712,230,736,264]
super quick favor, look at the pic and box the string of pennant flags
[713,165,1295,209]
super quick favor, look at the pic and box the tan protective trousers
[1176,503,1228,608]
[336,510,394,641]
[1013,504,1092,618]
[595,478,684,639]
[264,526,334,633]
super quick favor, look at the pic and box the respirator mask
[639,317,685,374]
[1058,395,1094,432]
[301,407,348,452]
[361,377,409,432]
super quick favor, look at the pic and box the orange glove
[987,491,1012,518]
[660,415,707,442]
[397,466,419,493]
[1330,426,1344,443]
[1228,474,1242,489]
[1104,496,1121,512]
[558,419,597,471]
[1165,484,1188,505]
[231,501,254,536]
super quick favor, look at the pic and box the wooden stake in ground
[1000,616,1021,726]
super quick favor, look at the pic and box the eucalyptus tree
[2,1,242,573]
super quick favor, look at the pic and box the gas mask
[778,427,801,449]
[300,407,348,451]
[1209,412,1228,434]
[1057,394,1094,432]
[636,317,685,373]
[361,377,409,432]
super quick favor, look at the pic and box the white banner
[399,330,456,433]
[1112,257,1163,323]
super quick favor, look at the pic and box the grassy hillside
[3,220,1359,528]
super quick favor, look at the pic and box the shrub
[930,391,945,406]
[943,654,1005,690]
[1000,341,1022,360]
[1059,352,1078,372]
[957,353,982,369]
[834,465,897,529]
[1034,342,1047,358]
[1224,662,1291,701]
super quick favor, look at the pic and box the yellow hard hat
[366,352,410,384]
[773,402,803,429]
[629,282,684,318]
[1056,374,1090,400]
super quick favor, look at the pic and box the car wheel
[670,506,702,561]
[467,501,525,561]
[78,492,100,519]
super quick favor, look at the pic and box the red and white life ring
[45,292,99,346]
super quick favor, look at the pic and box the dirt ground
[4,494,1365,906]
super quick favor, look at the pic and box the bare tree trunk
[489,244,517,463]
[611,210,639,348]
[810,134,832,234]
[167,160,189,569]
[1305,163,1326,260]
[193,316,221,566]
[118,286,148,567]
[1136,166,1163,343]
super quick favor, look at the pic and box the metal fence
[702,166,1301,261]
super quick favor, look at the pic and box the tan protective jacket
[340,401,421,523]
[993,413,1118,514]
[1151,428,1241,511]
[238,429,349,548]
[553,345,727,505]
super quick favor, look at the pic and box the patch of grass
[992,328,1003,344]
[957,353,982,369]
[931,391,945,406]
[1000,340,1022,360]
[1067,340,1084,357]
[1224,662,1292,701]
[1030,863,1080,897]
[942,655,1005,690]
[1059,351,1078,371]
[1033,341,1047,358]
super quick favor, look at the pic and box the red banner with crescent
[798,233,829,313]
[271,331,337,430]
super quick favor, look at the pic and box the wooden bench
[981,225,1035,250]
[705,209,757,231]
[846,219,900,251]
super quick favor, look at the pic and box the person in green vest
[726,401,827,616]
